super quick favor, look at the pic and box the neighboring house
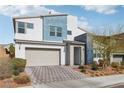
[93,33,124,63]
[13,13,87,66]
[110,33,124,63]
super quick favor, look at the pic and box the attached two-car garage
[25,48,60,66]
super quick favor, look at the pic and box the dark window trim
[17,21,26,33]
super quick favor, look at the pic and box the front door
[74,47,81,65]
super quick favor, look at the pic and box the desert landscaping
[0,45,31,88]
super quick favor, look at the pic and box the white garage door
[25,48,60,66]
[113,55,124,62]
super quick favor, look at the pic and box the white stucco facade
[67,15,86,41]
[15,43,66,65]
[15,17,43,41]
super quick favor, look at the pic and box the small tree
[9,44,15,59]
[93,25,124,67]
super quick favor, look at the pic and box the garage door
[25,48,60,66]
[113,55,124,62]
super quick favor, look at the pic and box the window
[57,27,62,37]
[67,30,72,35]
[49,26,62,37]
[27,23,34,29]
[18,22,25,33]
[50,26,55,36]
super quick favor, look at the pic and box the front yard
[73,61,124,77]
[0,57,31,88]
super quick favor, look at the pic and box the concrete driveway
[25,66,86,87]
[25,66,124,88]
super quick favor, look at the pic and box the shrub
[12,70,20,76]
[98,59,104,67]
[11,58,26,76]
[91,62,98,71]
[80,69,86,73]
[13,73,30,84]
[120,65,124,69]
[121,61,124,66]
[0,58,12,80]
[111,62,120,68]
[78,65,84,69]
[8,44,15,59]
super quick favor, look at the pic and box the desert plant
[91,62,98,71]
[111,62,120,68]
[11,58,26,76]
[0,58,12,80]
[9,44,15,59]
[78,65,84,69]
[13,73,30,84]
[80,69,86,73]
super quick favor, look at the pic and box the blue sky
[0,5,124,44]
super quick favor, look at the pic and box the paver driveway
[26,66,85,86]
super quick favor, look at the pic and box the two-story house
[13,13,87,66]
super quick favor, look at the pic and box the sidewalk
[85,74,124,87]
[22,74,124,88]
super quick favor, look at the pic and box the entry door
[74,47,81,65]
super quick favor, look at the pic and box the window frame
[27,23,34,29]
[50,26,56,36]
[57,27,62,37]
[49,26,62,37]
[67,30,72,35]
[17,21,25,33]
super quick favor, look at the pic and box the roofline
[14,39,66,46]
[77,27,94,35]
[13,14,68,19]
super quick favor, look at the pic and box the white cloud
[78,16,92,31]
[81,5,118,15]
[0,5,58,16]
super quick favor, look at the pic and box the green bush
[78,65,84,69]
[12,70,20,76]
[80,69,86,73]
[0,58,12,80]
[111,62,120,68]
[11,58,26,76]
[91,62,98,71]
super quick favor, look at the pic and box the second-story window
[67,30,72,35]
[49,26,62,37]
[50,26,56,36]
[57,27,62,37]
[27,23,34,29]
[18,22,25,33]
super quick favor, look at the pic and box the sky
[0,5,124,44]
